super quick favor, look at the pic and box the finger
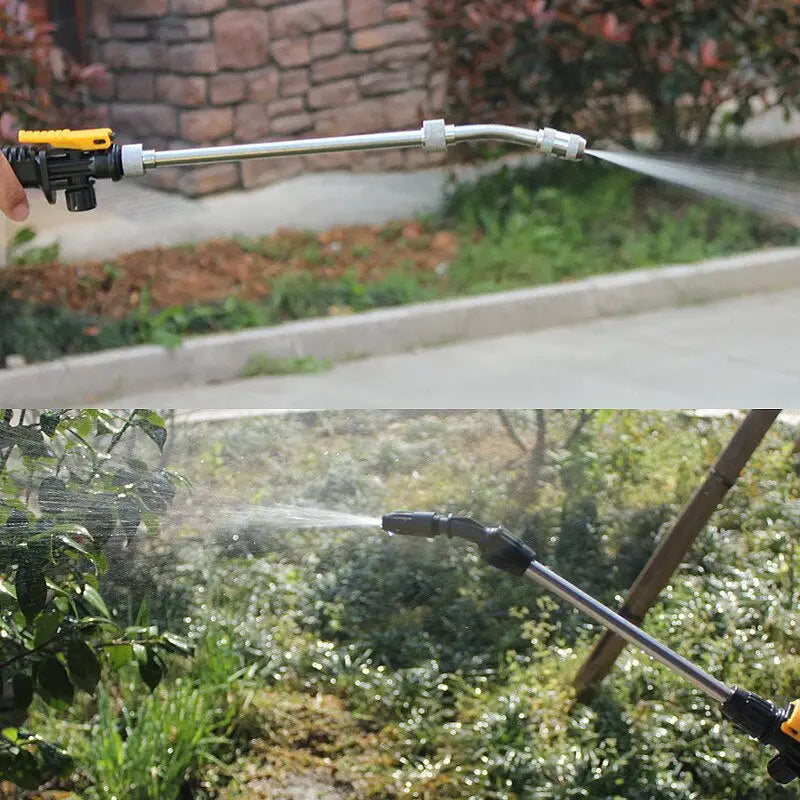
[0,152,29,222]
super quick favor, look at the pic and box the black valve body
[2,144,123,211]
[722,688,800,784]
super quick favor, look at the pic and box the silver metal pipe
[525,561,732,704]
[140,118,586,172]
[144,128,425,169]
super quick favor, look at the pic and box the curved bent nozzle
[442,122,587,162]
[381,511,485,542]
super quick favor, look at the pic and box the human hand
[0,151,29,221]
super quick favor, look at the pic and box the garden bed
[9,410,800,799]
[2,157,798,365]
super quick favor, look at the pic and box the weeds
[84,682,224,800]
[8,227,61,266]
[240,354,332,378]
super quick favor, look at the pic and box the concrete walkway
[0,154,541,265]
[105,287,800,408]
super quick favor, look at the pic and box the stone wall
[88,0,446,197]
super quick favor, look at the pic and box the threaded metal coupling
[539,127,586,161]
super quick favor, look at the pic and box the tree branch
[564,410,594,450]
[498,410,528,454]
[107,411,137,454]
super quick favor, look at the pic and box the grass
[239,354,332,378]
[2,153,798,365]
[84,682,223,800]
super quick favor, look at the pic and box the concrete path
[106,287,800,408]
[0,155,541,265]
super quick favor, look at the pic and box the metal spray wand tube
[125,119,587,175]
[8,119,587,210]
[525,561,731,703]
[381,511,800,784]
[381,511,730,705]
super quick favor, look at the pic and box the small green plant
[302,244,324,265]
[377,221,404,242]
[85,682,225,800]
[240,353,332,378]
[102,263,123,282]
[8,228,61,266]
[350,244,372,259]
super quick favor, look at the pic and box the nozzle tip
[382,511,440,537]
[540,127,586,161]
[567,133,587,161]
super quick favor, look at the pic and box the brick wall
[88,0,446,197]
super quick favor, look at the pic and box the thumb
[0,152,29,222]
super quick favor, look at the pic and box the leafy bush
[0,1,108,141]
[426,0,800,150]
[0,410,187,789]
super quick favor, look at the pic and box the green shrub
[0,409,185,789]
[0,2,108,141]
[426,0,800,150]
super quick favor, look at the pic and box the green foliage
[240,354,333,379]
[0,409,182,788]
[16,410,800,798]
[3,153,799,366]
[0,269,433,366]
[8,228,61,267]
[441,160,800,292]
[85,681,224,800]
[426,0,800,150]
[0,2,108,143]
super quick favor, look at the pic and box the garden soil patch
[1,223,460,320]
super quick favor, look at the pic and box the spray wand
[381,511,800,786]
[1,120,586,212]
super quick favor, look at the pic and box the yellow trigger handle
[781,701,800,743]
[18,128,114,150]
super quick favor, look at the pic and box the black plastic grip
[2,145,56,202]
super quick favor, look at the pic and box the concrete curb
[3,246,800,405]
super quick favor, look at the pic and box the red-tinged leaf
[700,38,724,68]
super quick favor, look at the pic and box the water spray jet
[381,510,800,786]
[586,148,800,219]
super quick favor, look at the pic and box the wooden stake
[572,409,781,702]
